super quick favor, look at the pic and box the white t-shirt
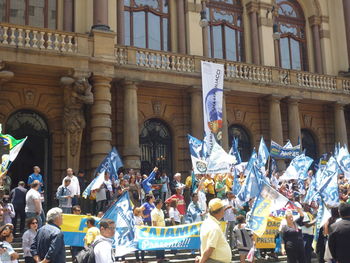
[25,189,42,213]
[169,207,181,223]
[62,175,80,196]
[223,198,237,222]
[94,236,113,263]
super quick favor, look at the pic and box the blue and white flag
[258,137,269,168]
[82,147,123,198]
[229,137,242,164]
[232,168,241,195]
[247,182,289,236]
[279,154,313,181]
[102,191,138,257]
[314,199,331,243]
[304,175,318,204]
[207,139,236,174]
[336,146,350,179]
[188,134,208,174]
[314,157,340,207]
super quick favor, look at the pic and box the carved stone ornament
[152,100,162,116]
[303,114,312,128]
[24,89,35,105]
[233,109,245,122]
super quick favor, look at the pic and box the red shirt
[166,194,186,215]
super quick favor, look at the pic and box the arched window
[140,119,172,175]
[0,0,57,29]
[125,0,169,51]
[276,0,307,70]
[301,129,317,160]
[228,124,251,161]
[207,0,244,61]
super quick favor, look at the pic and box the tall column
[269,95,285,170]
[287,97,301,146]
[92,0,110,31]
[123,80,141,170]
[343,0,350,70]
[177,0,186,54]
[90,75,112,171]
[201,0,209,57]
[222,95,229,151]
[309,16,323,74]
[190,88,204,139]
[334,102,348,146]
[63,0,74,32]
[246,2,260,65]
[117,0,125,45]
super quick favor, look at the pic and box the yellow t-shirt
[151,208,165,227]
[185,176,192,189]
[200,215,232,263]
[225,177,233,192]
[84,226,100,246]
[204,179,215,195]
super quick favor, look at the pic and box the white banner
[201,61,224,152]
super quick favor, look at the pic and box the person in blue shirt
[141,167,158,195]
[141,194,155,226]
[27,166,44,193]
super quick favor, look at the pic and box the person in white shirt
[169,199,181,225]
[223,191,240,250]
[25,181,43,227]
[93,219,115,263]
[2,198,15,225]
[62,168,80,206]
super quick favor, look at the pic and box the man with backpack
[56,178,72,214]
[93,218,115,263]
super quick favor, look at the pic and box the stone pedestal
[334,102,348,146]
[287,97,301,146]
[90,75,112,171]
[123,80,141,170]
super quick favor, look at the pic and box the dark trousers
[25,257,35,263]
[12,205,25,234]
[96,199,107,213]
[286,247,306,263]
[303,233,314,263]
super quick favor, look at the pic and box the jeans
[26,212,42,228]
[225,221,235,249]
[303,233,314,263]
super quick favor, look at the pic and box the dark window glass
[125,0,169,51]
[228,124,251,162]
[301,129,318,160]
[0,0,57,29]
[276,0,307,70]
[140,119,172,176]
[207,0,244,61]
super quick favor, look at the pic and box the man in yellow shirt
[151,199,167,261]
[84,217,100,247]
[196,198,232,263]
[203,174,215,204]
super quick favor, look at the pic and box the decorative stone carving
[0,62,14,86]
[303,114,312,128]
[24,89,35,105]
[152,100,161,116]
[233,109,245,122]
[61,75,93,171]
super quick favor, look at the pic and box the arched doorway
[301,129,318,160]
[228,124,252,161]
[139,119,172,176]
[5,110,51,203]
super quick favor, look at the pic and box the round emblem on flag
[196,161,207,173]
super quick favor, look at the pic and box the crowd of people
[0,160,348,263]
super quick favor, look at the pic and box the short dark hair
[72,205,81,212]
[145,194,154,203]
[236,215,245,224]
[154,198,163,206]
[191,192,198,198]
[339,202,350,218]
[86,217,96,226]
[99,218,115,229]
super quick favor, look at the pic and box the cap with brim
[208,198,225,212]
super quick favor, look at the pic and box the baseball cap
[208,198,225,212]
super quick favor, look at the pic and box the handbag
[246,246,255,262]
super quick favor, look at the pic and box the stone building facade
[0,0,350,203]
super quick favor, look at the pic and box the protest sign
[255,216,282,249]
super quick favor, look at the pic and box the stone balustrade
[0,23,78,53]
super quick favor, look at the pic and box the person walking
[10,181,27,235]
[196,198,232,263]
[93,218,115,263]
[223,191,239,250]
[329,202,350,263]
[25,181,43,227]
[62,168,80,206]
[233,215,255,263]
[280,208,306,263]
[22,217,38,263]
[56,178,72,214]
[30,207,66,263]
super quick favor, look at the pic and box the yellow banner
[255,216,282,249]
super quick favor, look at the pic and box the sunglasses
[31,222,38,225]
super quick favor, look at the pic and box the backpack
[74,239,103,263]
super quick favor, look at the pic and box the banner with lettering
[255,216,282,249]
[270,140,301,159]
[201,61,224,150]
[136,222,201,250]
[61,214,100,247]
